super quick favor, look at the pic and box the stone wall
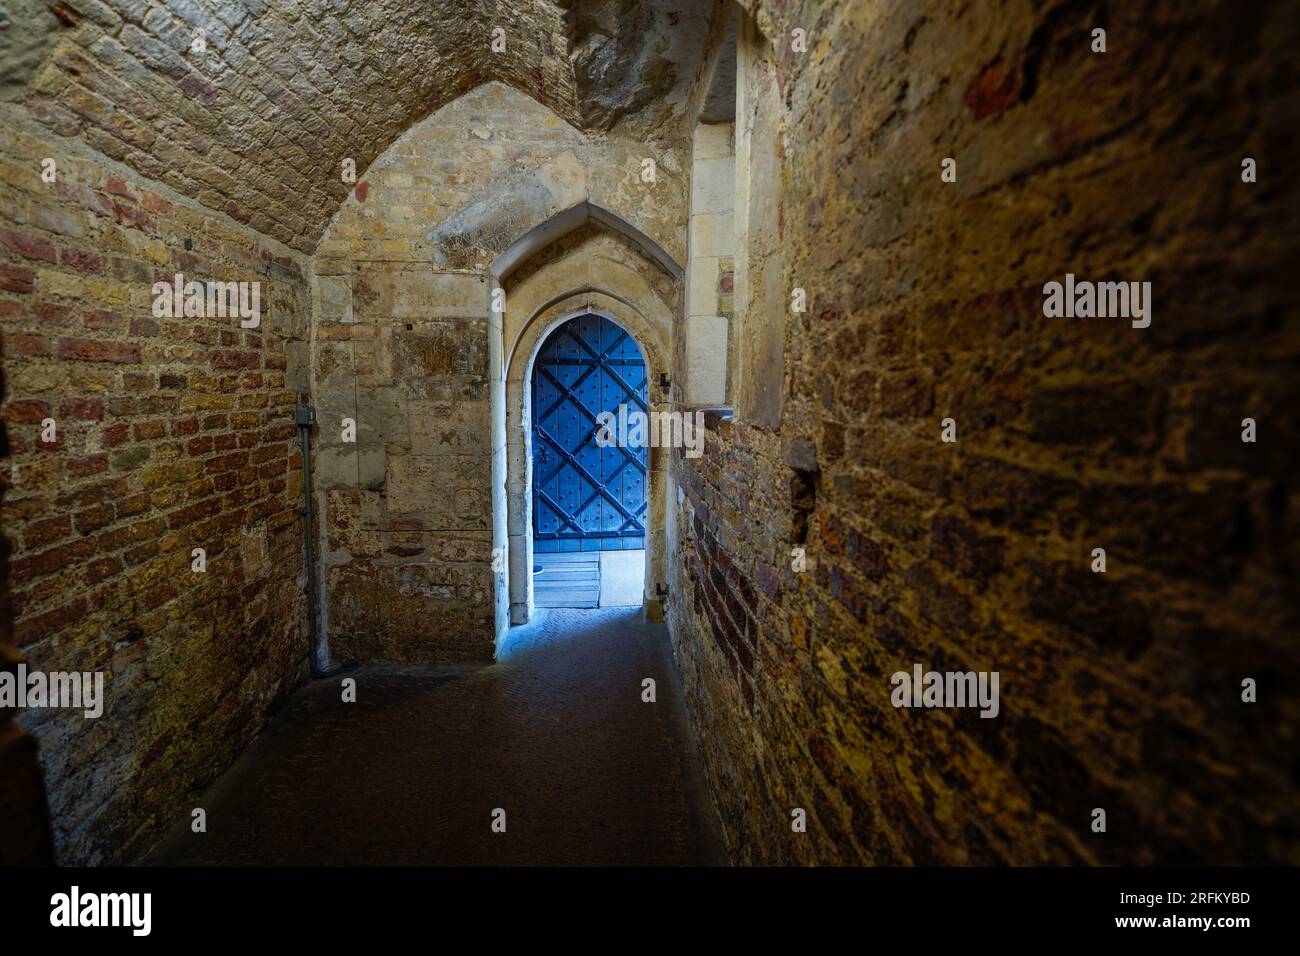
[0,110,311,863]
[684,122,734,405]
[312,83,687,661]
[669,0,1300,865]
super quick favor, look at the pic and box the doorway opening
[531,312,648,608]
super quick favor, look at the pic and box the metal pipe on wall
[295,404,356,679]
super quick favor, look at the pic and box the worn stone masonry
[1,0,1297,868]
[310,81,688,662]
[667,0,1300,865]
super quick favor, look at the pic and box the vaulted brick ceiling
[3,0,715,252]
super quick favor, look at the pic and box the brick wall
[0,265,54,865]
[0,113,312,863]
[669,0,1300,864]
[12,2,711,254]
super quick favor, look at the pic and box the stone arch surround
[489,202,682,637]
[504,293,671,628]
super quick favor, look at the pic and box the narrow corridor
[2,0,1295,874]
[148,609,726,866]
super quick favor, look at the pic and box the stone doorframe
[486,202,683,645]
[503,293,670,627]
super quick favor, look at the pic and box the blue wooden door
[532,313,648,552]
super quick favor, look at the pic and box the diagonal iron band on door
[532,314,648,551]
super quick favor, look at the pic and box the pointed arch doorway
[530,312,649,608]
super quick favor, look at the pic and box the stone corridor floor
[147,608,727,866]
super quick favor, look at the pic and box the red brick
[3,400,52,423]
[964,56,1021,122]
[55,179,114,219]
[85,555,124,584]
[103,174,136,199]
[205,451,249,474]
[34,300,73,325]
[67,453,109,477]
[167,499,217,530]
[14,598,89,643]
[60,248,104,274]
[74,503,115,533]
[12,539,96,584]
[0,263,35,293]
[210,349,259,369]
[178,73,217,104]
[82,309,122,330]
[6,333,51,356]
[110,198,154,233]
[22,515,71,550]
[0,228,58,263]
[58,337,141,363]
[140,191,172,215]
[101,423,130,447]
[59,397,104,420]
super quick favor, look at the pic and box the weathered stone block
[685,314,729,405]
[315,444,385,490]
[316,275,353,323]
[409,399,487,457]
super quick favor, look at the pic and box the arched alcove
[504,295,671,628]
[488,205,682,641]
